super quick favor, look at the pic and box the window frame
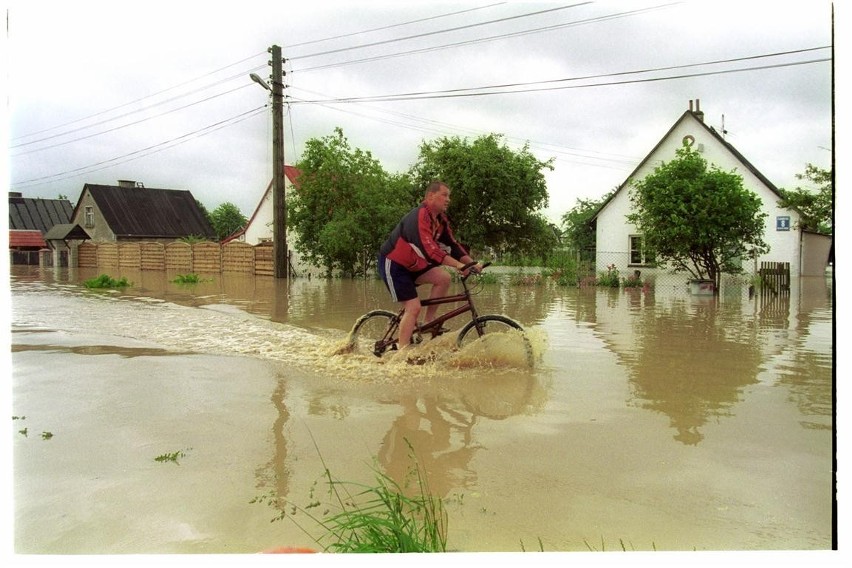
[84,206,95,228]
[628,234,654,267]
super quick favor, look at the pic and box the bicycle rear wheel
[456,315,532,365]
[348,309,398,357]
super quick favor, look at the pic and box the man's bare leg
[415,267,451,324]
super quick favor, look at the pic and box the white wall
[596,113,802,277]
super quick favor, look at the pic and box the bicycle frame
[374,268,483,354]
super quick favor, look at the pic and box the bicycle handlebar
[461,260,492,281]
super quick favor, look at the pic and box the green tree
[628,145,769,289]
[289,128,415,277]
[560,189,614,260]
[409,134,554,258]
[209,202,247,241]
[778,163,833,235]
[195,199,211,227]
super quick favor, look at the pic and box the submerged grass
[171,273,210,284]
[84,274,131,289]
[254,437,447,553]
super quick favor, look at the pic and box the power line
[290,49,830,104]
[284,2,508,49]
[10,107,267,189]
[10,55,268,143]
[289,2,593,61]
[7,3,518,145]
[11,84,257,155]
[292,3,679,73]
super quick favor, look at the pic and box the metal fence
[513,248,762,294]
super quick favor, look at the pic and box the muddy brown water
[9,266,834,554]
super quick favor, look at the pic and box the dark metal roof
[8,195,73,232]
[78,184,216,239]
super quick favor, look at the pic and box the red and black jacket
[379,203,468,272]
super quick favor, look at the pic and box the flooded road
[9,266,835,554]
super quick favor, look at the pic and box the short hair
[425,180,447,195]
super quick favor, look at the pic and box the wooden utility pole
[270,45,287,279]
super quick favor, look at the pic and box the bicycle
[345,261,532,364]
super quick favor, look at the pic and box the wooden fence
[758,261,790,295]
[77,241,275,276]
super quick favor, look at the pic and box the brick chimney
[689,99,705,122]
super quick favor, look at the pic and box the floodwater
[9,265,835,555]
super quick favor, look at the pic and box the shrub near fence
[77,241,277,276]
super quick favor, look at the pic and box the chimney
[694,99,704,122]
[118,180,144,188]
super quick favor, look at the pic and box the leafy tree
[195,199,211,226]
[409,134,554,258]
[560,189,615,260]
[778,163,833,235]
[628,145,769,289]
[289,128,415,277]
[209,202,247,241]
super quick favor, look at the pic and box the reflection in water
[585,279,833,446]
[623,297,763,445]
[377,368,547,498]
[379,396,479,499]
[10,265,834,551]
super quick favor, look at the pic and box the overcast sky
[3,0,839,224]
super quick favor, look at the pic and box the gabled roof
[8,194,73,232]
[592,109,784,221]
[76,184,216,239]
[44,223,91,242]
[223,165,301,243]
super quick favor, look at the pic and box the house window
[84,206,95,228]
[629,235,654,266]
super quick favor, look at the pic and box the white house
[593,99,830,284]
[225,165,320,276]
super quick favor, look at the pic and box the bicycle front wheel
[456,315,532,365]
[348,309,398,357]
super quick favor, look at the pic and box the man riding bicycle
[378,181,481,349]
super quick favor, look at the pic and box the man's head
[424,181,451,215]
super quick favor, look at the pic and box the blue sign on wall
[776,216,791,231]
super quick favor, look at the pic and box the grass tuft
[84,274,131,289]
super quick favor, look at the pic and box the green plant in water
[257,437,447,553]
[41,431,53,440]
[509,271,543,286]
[84,274,131,289]
[596,264,620,288]
[172,273,208,284]
[154,448,190,464]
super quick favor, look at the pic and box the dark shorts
[378,255,431,303]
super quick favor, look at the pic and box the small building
[70,180,216,244]
[8,192,74,266]
[592,99,831,284]
[224,165,316,276]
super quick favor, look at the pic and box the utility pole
[270,45,288,279]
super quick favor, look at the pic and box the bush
[596,264,620,288]
[84,274,131,289]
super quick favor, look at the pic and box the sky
[2,0,841,225]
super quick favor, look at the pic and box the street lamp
[250,45,287,279]
[250,73,271,91]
